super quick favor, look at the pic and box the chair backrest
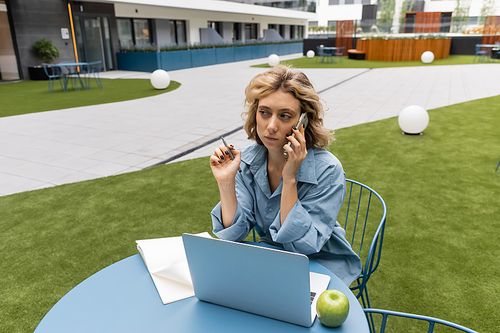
[364,309,478,333]
[340,179,386,299]
[42,63,62,78]
[475,45,486,53]
[86,61,103,73]
[335,46,345,56]
[316,45,325,56]
[250,178,387,300]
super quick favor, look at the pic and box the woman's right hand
[209,144,241,183]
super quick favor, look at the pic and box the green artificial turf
[1,94,499,332]
[253,55,486,69]
[0,79,181,118]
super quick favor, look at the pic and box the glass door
[74,14,114,70]
[0,0,20,80]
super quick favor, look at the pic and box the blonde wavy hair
[243,65,332,149]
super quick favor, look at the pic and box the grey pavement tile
[1,173,46,195]
[112,153,155,167]
[51,171,103,186]
[82,162,132,177]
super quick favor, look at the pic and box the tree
[31,38,60,64]
[399,0,416,32]
[480,0,496,25]
[378,0,396,32]
[452,0,471,33]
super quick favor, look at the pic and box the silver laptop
[182,233,331,327]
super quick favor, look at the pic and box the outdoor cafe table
[476,44,499,61]
[34,253,369,332]
[320,47,341,63]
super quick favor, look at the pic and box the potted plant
[29,38,60,80]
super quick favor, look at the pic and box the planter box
[355,38,451,61]
[251,44,267,59]
[116,42,303,72]
[29,66,49,80]
[234,46,254,61]
[191,48,217,67]
[215,47,235,64]
[160,50,192,71]
[117,52,159,72]
[279,43,291,55]
[266,44,280,56]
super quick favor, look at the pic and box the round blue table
[34,254,369,332]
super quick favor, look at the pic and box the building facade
[313,0,500,35]
[1,0,315,81]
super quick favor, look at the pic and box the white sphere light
[268,54,280,67]
[150,69,171,90]
[398,105,429,135]
[307,50,315,58]
[421,51,434,64]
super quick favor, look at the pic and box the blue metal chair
[334,46,345,63]
[252,179,386,322]
[492,42,500,62]
[83,61,103,89]
[342,179,386,333]
[42,63,67,93]
[364,309,478,333]
[473,44,489,63]
[316,45,325,63]
[58,62,85,91]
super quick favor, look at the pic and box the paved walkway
[1,54,500,196]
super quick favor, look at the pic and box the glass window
[309,21,318,26]
[169,20,176,44]
[297,25,304,38]
[73,16,86,62]
[223,0,316,12]
[329,0,340,5]
[245,23,258,40]
[102,17,114,70]
[0,0,19,80]
[134,19,150,46]
[175,20,186,44]
[345,0,354,4]
[117,18,133,48]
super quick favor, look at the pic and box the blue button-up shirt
[212,143,362,286]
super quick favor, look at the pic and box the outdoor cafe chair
[342,179,386,332]
[316,45,325,63]
[252,178,387,331]
[334,46,345,63]
[473,44,489,63]
[491,42,500,62]
[58,62,85,91]
[364,308,478,333]
[42,63,66,93]
[83,61,103,89]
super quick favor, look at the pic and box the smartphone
[284,113,309,158]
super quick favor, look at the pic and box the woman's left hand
[282,124,307,180]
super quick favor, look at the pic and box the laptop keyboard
[310,292,316,304]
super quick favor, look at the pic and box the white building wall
[316,3,363,26]
[114,3,311,43]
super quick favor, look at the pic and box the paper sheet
[136,232,212,304]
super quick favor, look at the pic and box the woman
[209,65,361,286]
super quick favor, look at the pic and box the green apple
[316,289,350,327]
